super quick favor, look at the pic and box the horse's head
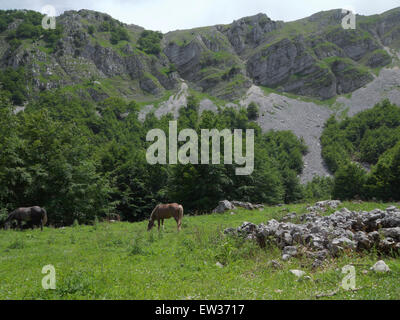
[2,211,13,229]
[147,219,155,231]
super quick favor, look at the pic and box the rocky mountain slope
[1,8,399,102]
[1,7,400,182]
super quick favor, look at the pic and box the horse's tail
[41,208,48,226]
[40,208,47,231]
[177,205,184,231]
[178,205,184,220]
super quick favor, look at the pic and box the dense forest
[0,10,316,226]
[0,85,314,225]
[321,99,400,201]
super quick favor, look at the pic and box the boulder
[371,260,390,273]
[282,254,291,261]
[231,201,254,210]
[290,270,306,278]
[282,246,298,257]
[382,227,400,241]
[354,231,372,250]
[213,200,235,213]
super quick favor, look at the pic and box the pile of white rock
[224,205,400,269]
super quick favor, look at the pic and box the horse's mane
[149,204,161,220]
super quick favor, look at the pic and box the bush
[247,102,259,120]
[99,21,112,32]
[222,66,241,81]
[16,22,40,39]
[137,30,163,55]
[0,19,7,32]
[88,25,95,35]
[110,27,129,44]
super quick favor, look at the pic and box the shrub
[222,65,241,81]
[137,30,163,55]
[0,19,7,32]
[88,25,95,35]
[247,102,260,120]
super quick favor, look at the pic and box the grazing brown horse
[5,206,47,231]
[147,203,183,231]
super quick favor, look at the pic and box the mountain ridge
[0,7,399,104]
[0,7,400,183]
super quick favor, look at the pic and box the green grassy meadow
[0,202,399,300]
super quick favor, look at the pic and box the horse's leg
[157,218,160,231]
[174,216,181,231]
[177,206,183,231]
[161,219,164,230]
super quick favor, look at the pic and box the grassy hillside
[1,201,399,300]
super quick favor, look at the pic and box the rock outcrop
[1,8,398,102]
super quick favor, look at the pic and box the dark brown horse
[147,203,183,231]
[5,206,47,231]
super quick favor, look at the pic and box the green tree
[247,102,259,120]
[366,142,400,200]
[303,176,334,201]
[333,162,367,200]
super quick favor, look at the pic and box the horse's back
[155,203,182,218]
[13,206,44,220]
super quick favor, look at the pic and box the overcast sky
[0,0,399,33]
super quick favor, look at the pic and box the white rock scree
[224,202,400,269]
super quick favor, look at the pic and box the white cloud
[0,0,398,32]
